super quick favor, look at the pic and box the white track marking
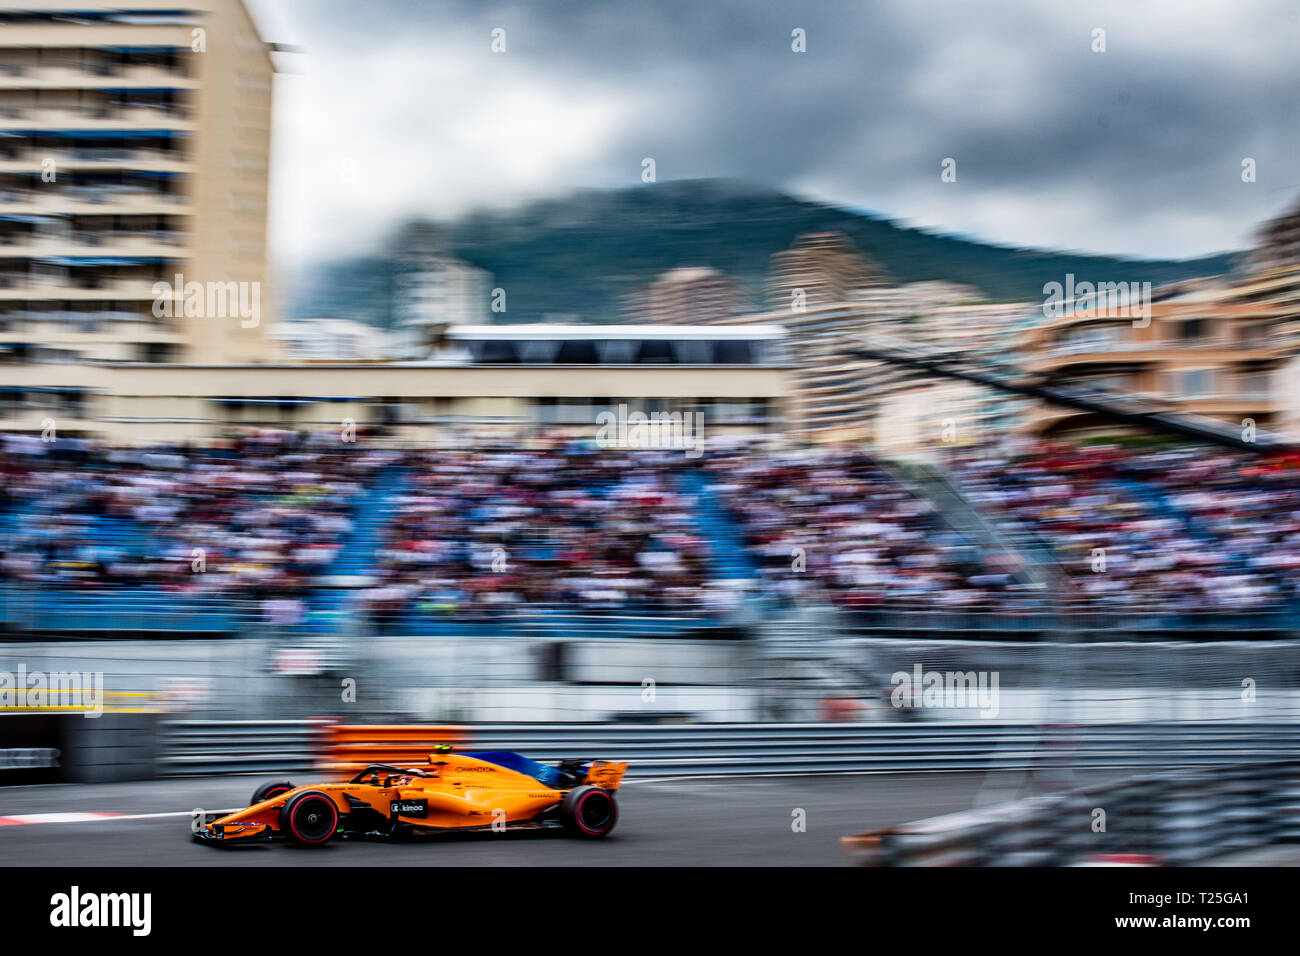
[0,811,123,826]
[0,808,238,827]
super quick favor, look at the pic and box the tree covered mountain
[287,179,1238,327]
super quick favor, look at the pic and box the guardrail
[0,586,249,635]
[159,719,331,774]
[841,760,1300,866]
[837,606,1300,636]
[158,720,1300,777]
[0,585,744,640]
[7,583,1295,639]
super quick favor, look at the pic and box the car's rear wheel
[279,791,339,847]
[251,781,294,805]
[561,785,618,838]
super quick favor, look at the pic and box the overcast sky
[247,0,1300,269]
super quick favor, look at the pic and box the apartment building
[766,231,891,311]
[1019,275,1296,439]
[271,317,391,361]
[1247,195,1300,275]
[875,380,1030,459]
[695,281,1014,444]
[623,266,743,325]
[0,1,274,366]
[393,253,493,359]
[872,298,1038,459]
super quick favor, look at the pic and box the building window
[1238,370,1270,397]
[535,397,591,423]
[1172,368,1213,396]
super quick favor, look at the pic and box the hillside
[287,179,1238,326]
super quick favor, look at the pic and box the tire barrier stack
[157,720,1300,778]
[841,760,1300,866]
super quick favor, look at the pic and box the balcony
[0,187,189,215]
[0,147,190,172]
[0,64,195,91]
[1171,394,1280,415]
[1030,338,1284,372]
[0,105,195,131]
[9,315,183,345]
[0,277,164,301]
[0,232,187,258]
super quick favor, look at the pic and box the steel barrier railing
[5,582,1298,638]
[0,585,743,639]
[842,759,1300,866]
[159,719,331,774]
[158,720,1300,777]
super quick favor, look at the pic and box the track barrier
[841,760,1300,865]
[155,720,1300,777]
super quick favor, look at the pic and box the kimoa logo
[49,886,151,936]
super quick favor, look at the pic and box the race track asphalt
[0,771,1037,866]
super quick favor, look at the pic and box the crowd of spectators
[360,446,736,620]
[5,429,1300,622]
[0,430,379,599]
[707,444,1033,614]
[949,442,1300,613]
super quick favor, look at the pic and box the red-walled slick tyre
[279,791,339,846]
[560,785,618,838]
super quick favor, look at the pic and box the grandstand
[4,429,1299,641]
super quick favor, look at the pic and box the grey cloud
[252,0,1300,263]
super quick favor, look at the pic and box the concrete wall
[58,713,160,783]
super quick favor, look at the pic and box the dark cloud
[251,0,1300,265]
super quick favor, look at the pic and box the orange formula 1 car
[194,748,627,847]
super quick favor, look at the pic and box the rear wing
[582,760,628,791]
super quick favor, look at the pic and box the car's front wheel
[560,785,618,838]
[279,791,339,847]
